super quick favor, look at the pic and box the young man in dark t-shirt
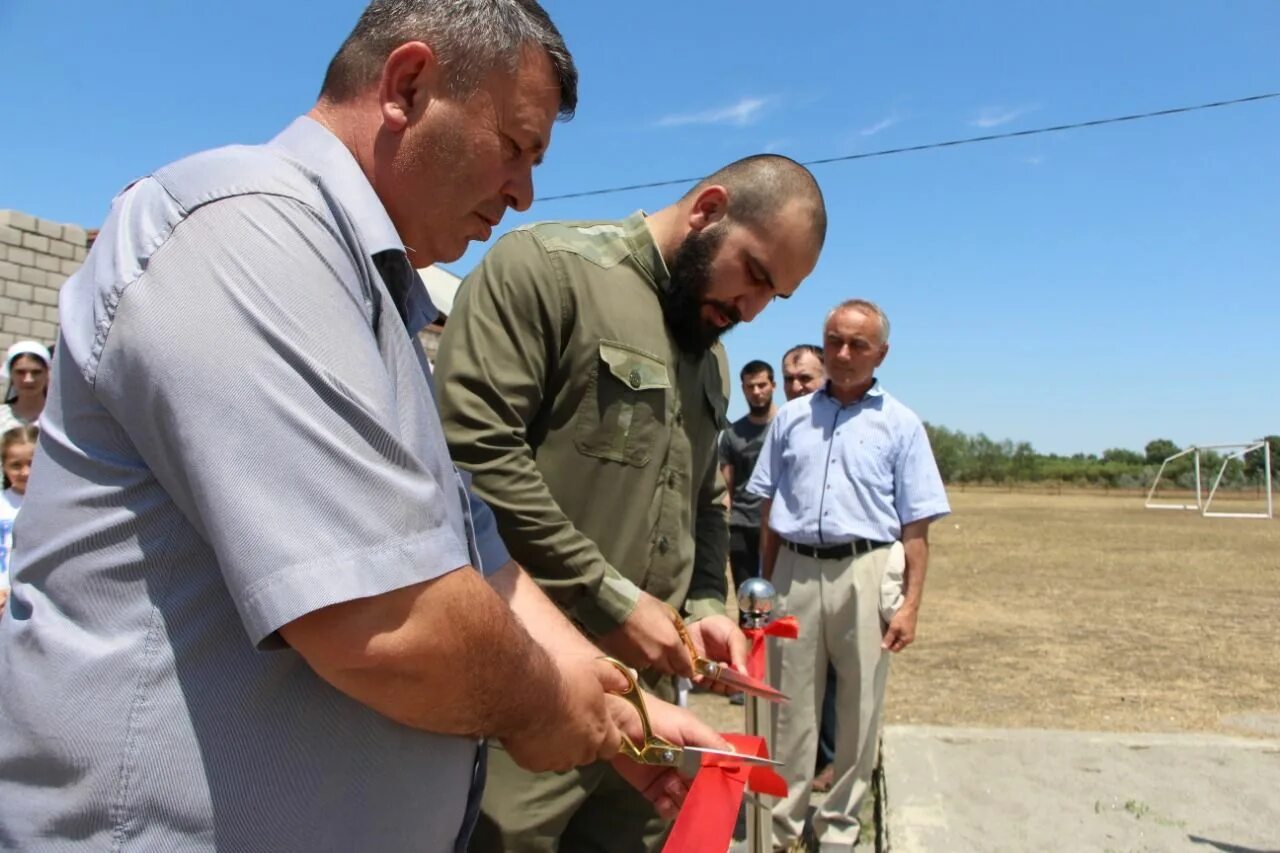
[718,359,777,591]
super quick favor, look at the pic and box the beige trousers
[768,542,904,850]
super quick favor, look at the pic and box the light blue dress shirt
[746,381,950,544]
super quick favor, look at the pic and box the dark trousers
[817,663,837,770]
[728,525,761,593]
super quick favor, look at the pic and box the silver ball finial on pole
[737,577,776,629]
[736,576,777,853]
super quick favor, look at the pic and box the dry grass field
[686,490,1277,848]
[694,489,1279,737]
[887,490,1280,734]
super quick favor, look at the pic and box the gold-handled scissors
[603,657,782,777]
[667,606,790,703]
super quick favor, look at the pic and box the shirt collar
[269,116,405,257]
[271,117,439,333]
[622,211,671,293]
[816,377,884,407]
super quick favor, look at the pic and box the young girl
[0,425,37,616]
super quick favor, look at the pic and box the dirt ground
[887,490,1280,735]
[694,490,1280,737]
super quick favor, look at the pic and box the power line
[535,92,1280,203]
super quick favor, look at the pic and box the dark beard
[748,402,772,417]
[661,226,740,354]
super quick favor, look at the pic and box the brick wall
[0,209,89,351]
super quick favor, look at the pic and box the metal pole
[1266,440,1274,519]
[1195,450,1203,513]
[737,578,777,853]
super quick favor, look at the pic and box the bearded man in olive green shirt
[438,155,826,852]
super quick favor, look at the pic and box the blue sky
[2,1,1277,455]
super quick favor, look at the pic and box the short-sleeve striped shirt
[0,117,508,851]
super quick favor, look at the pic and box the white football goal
[1145,440,1273,519]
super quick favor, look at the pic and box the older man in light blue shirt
[747,299,949,851]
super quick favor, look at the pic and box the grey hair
[828,299,891,344]
[320,0,577,118]
[782,343,824,365]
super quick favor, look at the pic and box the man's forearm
[900,520,931,610]
[281,566,563,741]
[759,499,781,580]
[489,560,602,658]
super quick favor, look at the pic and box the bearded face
[661,225,741,354]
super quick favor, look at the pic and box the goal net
[1145,441,1273,519]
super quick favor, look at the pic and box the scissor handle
[665,604,703,663]
[601,657,653,760]
[601,656,680,766]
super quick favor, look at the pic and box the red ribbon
[662,618,799,852]
[661,734,787,852]
[743,615,799,680]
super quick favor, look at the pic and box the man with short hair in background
[749,301,950,850]
[781,342,825,401]
[720,359,777,593]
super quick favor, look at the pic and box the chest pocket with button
[575,340,670,466]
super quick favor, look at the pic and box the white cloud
[859,115,900,136]
[1025,154,1045,166]
[763,138,792,153]
[969,105,1035,129]
[656,97,771,128]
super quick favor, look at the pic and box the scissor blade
[708,665,790,703]
[677,746,784,776]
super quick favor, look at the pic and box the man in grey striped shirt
[0,2,721,850]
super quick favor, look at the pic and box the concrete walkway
[883,725,1280,852]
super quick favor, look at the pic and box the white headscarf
[2,340,51,404]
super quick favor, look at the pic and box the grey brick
[59,259,81,276]
[35,255,62,273]
[48,240,75,260]
[18,267,47,287]
[62,224,88,246]
[3,316,31,335]
[36,219,63,239]
[31,286,58,306]
[0,298,16,316]
[0,334,15,351]
[0,226,21,247]
[0,261,16,281]
[0,211,36,232]
[5,282,33,301]
[72,245,87,262]
[30,320,57,340]
[7,248,35,267]
[21,233,49,253]
[18,303,44,321]
[43,305,60,322]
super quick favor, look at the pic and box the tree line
[923,425,1280,490]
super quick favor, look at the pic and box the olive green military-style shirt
[436,212,731,636]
